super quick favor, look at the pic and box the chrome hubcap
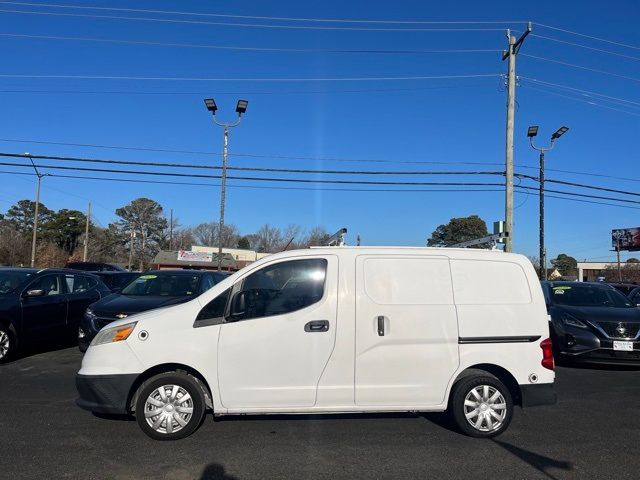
[464,385,507,432]
[0,331,9,359]
[144,384,194,434]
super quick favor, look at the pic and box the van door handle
[377,316,385,336]
[304,320,329,332]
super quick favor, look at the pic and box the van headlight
[90,322,137,346]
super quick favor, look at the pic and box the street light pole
[203,98,248,271]
[528,126,569,280]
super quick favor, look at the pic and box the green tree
[237,236,251,250]
[5,199,53,234]
[427,215,489,248]
[550,253,578,276]
[627,258,640,263]
[43,209,87,254]
[115,198,168,270]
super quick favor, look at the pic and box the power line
[516,184,640,205]
[4,138,640,184]
[0,169,505,193]
[520,76,640,108]
[0,81,499,96]
[0,161,507,186]
[0,152,506,176]
[530,33,640,61]
[521,84,640,117]
[0,140,505,166]
[515,188,640,211]
[536,23,640,52]
[2,168,637,211]
[0,73,502,83]
[0,33,502,54]
[0,9,508,32]
[0,2,527,25]
[521,53,640,84]
[3,152,640,199]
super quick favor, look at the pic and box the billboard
[612,228,640,252]
[177,250,213,262]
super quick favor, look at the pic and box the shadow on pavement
[200,463,239,480]
[493,439,573,480]
[557,358,640,371]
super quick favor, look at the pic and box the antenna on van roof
[326,228,347,247]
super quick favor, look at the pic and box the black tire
[449,375,513,438]
[134,372,206,441]
[0,324,17,364]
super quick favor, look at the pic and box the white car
[76,247,556,440]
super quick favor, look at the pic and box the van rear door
[355,255,459,406]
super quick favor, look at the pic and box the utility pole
[128,230,136,272]
[502,22,531,253]
[613,231,623,282]
[83,202,91,262]
[27,153,45,268]
[527,126,569,280]
[169,208,173,250]
[203,98,249,271]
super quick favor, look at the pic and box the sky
[0,0,638,262]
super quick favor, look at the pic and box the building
[191,246,271,269]
[151,246,271,272]
[577,262,633,282]
[152,250,238,272]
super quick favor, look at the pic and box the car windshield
[550,284,633,308]
[120,273,201,296]
[0,271,34,295]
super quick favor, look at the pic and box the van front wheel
[135,372,206,441]
[450,375,513,438]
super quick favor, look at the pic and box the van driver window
[237,258,327,321]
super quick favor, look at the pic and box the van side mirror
[228,291,247,320]
[25,289,45,298]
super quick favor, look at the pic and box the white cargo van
[76,247,556,440]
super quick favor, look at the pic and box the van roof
[308,246,505,254]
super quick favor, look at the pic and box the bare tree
[253,224,284,253]
[192,222,239,248]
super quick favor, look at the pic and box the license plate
[613,341,633,352]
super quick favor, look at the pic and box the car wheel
[135,372,206,441]
[0,324,16,364]
[450,375,513,438]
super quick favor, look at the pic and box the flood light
[527,126,539,138]
[204,98,217,114]
[236,99,248,115]
[552,126,569,139]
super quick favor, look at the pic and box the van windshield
[0,271,33,295]
[550,284,633,308]
[120,273,201,296]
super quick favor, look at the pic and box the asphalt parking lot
[2,347,639,480]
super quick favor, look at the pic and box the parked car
[78,270,228,351]
[629,287,640,307]
[76,247,555,440]
[608,282,639,297]
[543,281,640,365]
[0,268,110,362]
[93,271,139,292]
[65,261,126,272]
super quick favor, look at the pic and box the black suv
[0,268,110,362]
[65,262,126,272]
[78,270,227,351]
[543,281,640,365]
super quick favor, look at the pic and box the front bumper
[76,373,138,414]
[520,383,557,407]
[552,321,640,365]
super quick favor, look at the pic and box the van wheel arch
[452,364,522,407]
[128,363,214,413]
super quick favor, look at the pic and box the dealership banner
[177,250,213,262]
[612,228,640,252]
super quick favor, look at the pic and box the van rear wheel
[450,375,513,438]
[135,372,206,441]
